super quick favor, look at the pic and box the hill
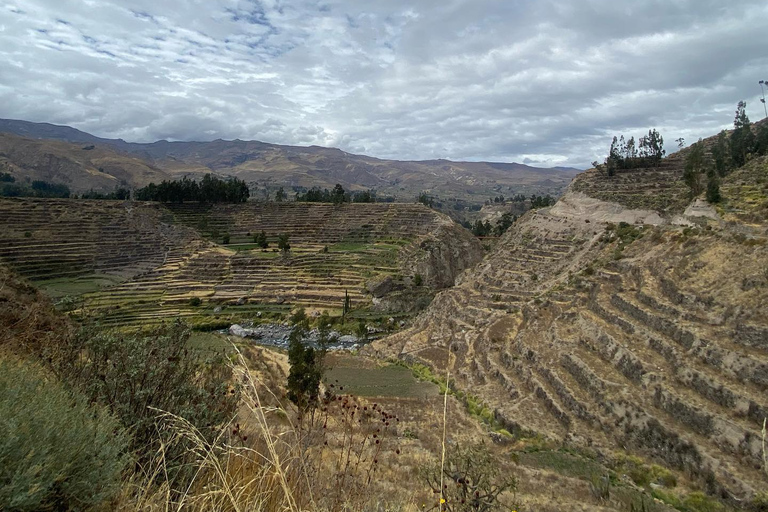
[0,118,579,202]
[0,198,482,328]
[370,130,768,507]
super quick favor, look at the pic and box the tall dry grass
[117,347,413,512]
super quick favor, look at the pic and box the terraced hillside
[0,199,482,328]
[0,197,199,285]
[372,158,768,505]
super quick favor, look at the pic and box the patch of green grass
[324,363,439,398]
[329,241,372,252]
[187,331,236,353]
[37,274,125,298]
[518,450,606,481]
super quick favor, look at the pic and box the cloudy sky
[0,0,766,168]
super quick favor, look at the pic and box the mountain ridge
[0,118,579,201]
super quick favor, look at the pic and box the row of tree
[293,184,376,204]
[80,187,131,200]
[0,179,71,198]
[134,175,250,203]
[683,101,768,203]
[602,129,666,175]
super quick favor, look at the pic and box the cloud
[0,0,766,168]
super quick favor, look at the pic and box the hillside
[0,132,171,191]
[0,198,481,328]
[0,118,579,201]
[371,143,768,506]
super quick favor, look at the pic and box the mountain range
[0,118,579,202]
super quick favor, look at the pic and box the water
[224,323,366,350]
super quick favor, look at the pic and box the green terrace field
[0,198,479,328]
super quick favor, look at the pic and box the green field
[324,358,439,398]
[36,274,125,299]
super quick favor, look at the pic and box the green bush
[0,358,128,511]
[58,322,238,467]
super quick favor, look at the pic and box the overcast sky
[0,0,766,168]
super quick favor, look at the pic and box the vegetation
[80,186,131,200]
[54,323,238,469]
[603,129,666,175]
[420,442,516,511]
[135,174,249,203]
[253,229,269,248]
[277,232,291,252]
[0,358,129,511]
[286,308,327,412]
[683,139,707,199]
[0,179,71,198]
[294,183,376,203]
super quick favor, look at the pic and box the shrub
[0,358,128,511]
[58,322,238,468]
[413,273,423,287]
[222,232,230,244]
[188,296,202,307]
[420,442,516,511]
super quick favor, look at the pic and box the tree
[286,308,325,413]
[254,230,269,248]
[331,184,346,205]
[711,130,732,177]
[418,192,434,207]
[731,101,756,167]
[275,187,286,202]
[706,169,721,204]
[683,139,706,199]
[278,233,290,253]
[342,289,351,317]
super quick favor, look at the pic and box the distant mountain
[0,118,580,201]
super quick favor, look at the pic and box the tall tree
[683,139,706,199]
[711,130,732,177]
[731,101,756,167]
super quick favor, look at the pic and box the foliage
[278,232,290,252]
[135,174,249,203]
[683,139,707,198]
[253,229,269,248]
[0,179,71,198]
[275,186,286,202]
[419,191,435,207]
[711,130,732,177]
[80,186,131,200]
[57,322,238,465]
[286,308,326,412]
[222,232,231,244]
[0,171,16,182]
[420,442,516,511]
[589,474,611,502]
[294,183,375,203]
[342,289,352,316]
[604,129,665,174]
[731,101,757,167]
[0,358,128,511]
[413,273,423,287]
[705,169,721,203]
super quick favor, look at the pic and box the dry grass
[116,347,423,512]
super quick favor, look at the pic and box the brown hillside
[371,151,768,504]
[0,133,170,192]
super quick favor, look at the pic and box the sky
[0,0,766,168]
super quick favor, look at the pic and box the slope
[370,147,768,505]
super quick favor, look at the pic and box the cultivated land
[3,120,768,511]
[372,140,768,508]
[0,199,482,328]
